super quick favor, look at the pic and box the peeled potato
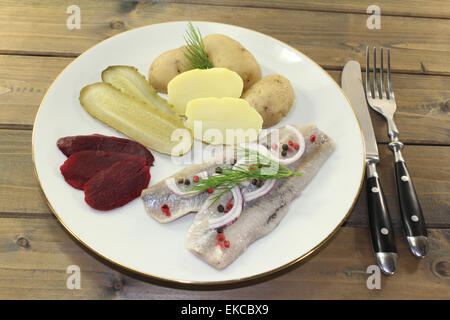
[168,68,243,115]
[185,97,263,145]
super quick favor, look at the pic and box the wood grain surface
[1,129,448,226]
[1,56,448,144]
[0,217,448,299]
[161,0,450,19]
[0,1,449,74]
[0,0,448,299]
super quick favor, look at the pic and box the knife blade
[341,61,398,275]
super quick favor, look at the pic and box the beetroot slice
[57,134,154,166]
[60,151,137,190]
[84,156,150,211]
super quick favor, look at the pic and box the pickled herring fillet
[185,124,335,269]
[57,134,154,166]
[141,153,228,223]
[141,124,311,223]
[79,82,192,156]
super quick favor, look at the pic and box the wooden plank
[0,1,449,75]
[0,129,448,228]
[162,0,450,19]
[1,55,449,145]
[0,130,49,215]
[0,217,448,299]
[345,144,450,228]
[0,55,72,129]
[326,70,450,146]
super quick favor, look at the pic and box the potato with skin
[242,74,294,128]
[148,46,192,94]
[203,34,261,91]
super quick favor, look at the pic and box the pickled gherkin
[79,82,192,156]
[101,65,176,117]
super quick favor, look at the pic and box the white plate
[32,21,365,284]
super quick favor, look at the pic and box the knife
[341,61,398,275]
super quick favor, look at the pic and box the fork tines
[365,47,395,100]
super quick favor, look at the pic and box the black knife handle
[367,175,397,254]
[395,160,428,234]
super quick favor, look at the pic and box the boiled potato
[203,34,261,91]
[148,46,192,94]
[242,74,294,128]
[168,68,243,115]
[186,97,263,145]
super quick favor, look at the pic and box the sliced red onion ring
[209,186,243,230]
[237,142,270,160]
[268,125,305,165]
[232,158,276,202]
[198,171,208,179]
[243,179,276,202]
[165,171,208,198]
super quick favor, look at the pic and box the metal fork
[365,47,429,258]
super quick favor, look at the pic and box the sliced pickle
[79,82,192,156]
[101,65,176,117]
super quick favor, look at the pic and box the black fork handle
[394,160,429,257]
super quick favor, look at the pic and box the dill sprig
[189,147,302,205]
[183,22,213,69]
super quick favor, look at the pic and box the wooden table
[0,0,448,300]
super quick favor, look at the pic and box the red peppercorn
[224,240,230,248]
[288,140,293,146]
[217,233,225,242]
[293,142,299,150]
[215,242,224,248]
[160,204,171,217]
[310,134,316,143]
[288,147,294,152]
[207,187,213,194]
[193,175,199,182]
[226,202,233,210]
[223,210,229,214]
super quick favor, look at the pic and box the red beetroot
[84,156,150,211]
[60,150,136,190]
[57,134,154,166]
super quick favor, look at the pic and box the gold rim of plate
[31,21,366,286]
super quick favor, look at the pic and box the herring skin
[185,124,335,269]
[141,154,228,223]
